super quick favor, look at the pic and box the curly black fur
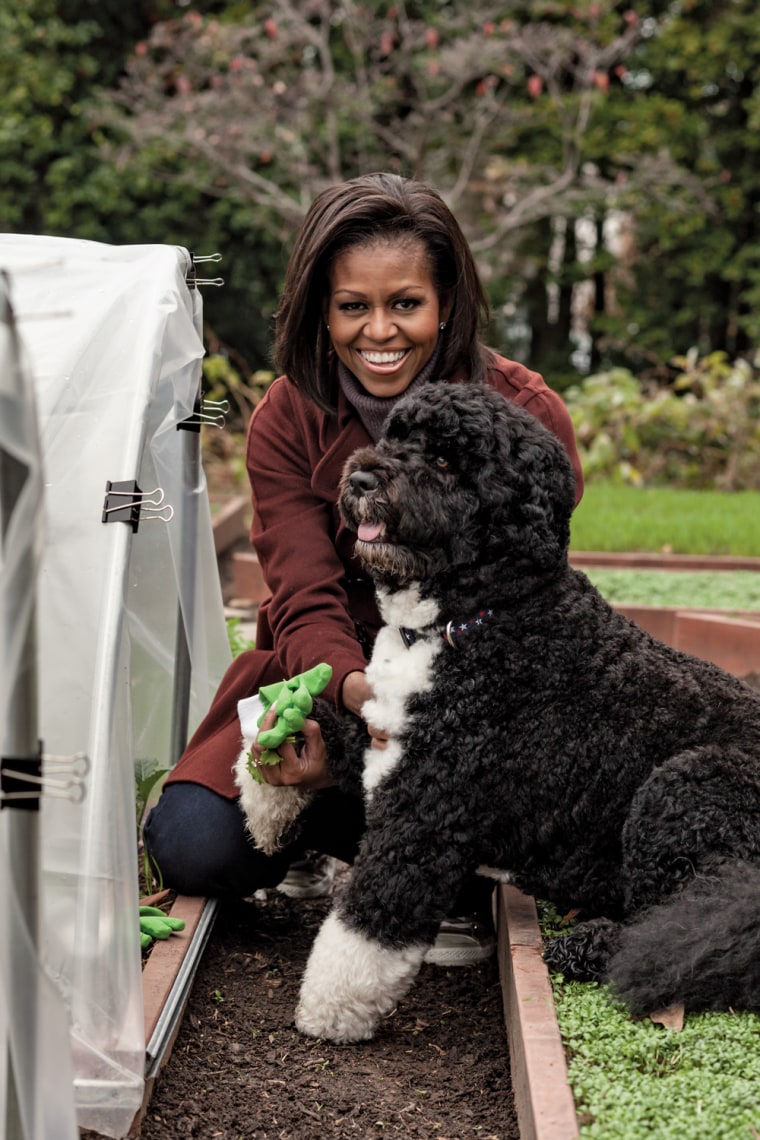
[310,697,369,800]
[328,381,760,1013]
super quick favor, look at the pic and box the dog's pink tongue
[358,522,383,542]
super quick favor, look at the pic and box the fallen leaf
[139,888,171,909]
[560,908,582,925]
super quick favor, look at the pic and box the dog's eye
[434,455,450,471]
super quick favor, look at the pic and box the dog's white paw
[295,910,426,1043]
[233,749,313,855]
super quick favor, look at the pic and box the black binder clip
[102,480,173,532]
[177,392,230,432]
[1,747,88,809]
[1,744,43,811]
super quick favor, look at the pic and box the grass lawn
[570,484,760,557]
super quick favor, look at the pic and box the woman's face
[325,237,450,398]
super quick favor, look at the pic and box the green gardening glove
[139,905,186,950]
[247,663,333,783]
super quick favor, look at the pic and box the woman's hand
[341,670,374,717]
[250,708,335,789]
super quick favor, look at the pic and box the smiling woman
[145,171,583,976]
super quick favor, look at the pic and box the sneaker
[277,854,337,899]
[423,914,496,966]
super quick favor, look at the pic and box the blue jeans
[143,781,365,899]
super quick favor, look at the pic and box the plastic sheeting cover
[0,236,231,1138]
[1,272,79,1140]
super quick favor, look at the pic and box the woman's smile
[325,238,449,398]
[357,348,410,371]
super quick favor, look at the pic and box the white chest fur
[361,584,443,798]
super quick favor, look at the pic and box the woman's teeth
[360,350,407,364]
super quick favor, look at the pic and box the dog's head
[339,382,576,602]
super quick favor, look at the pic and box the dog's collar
[399,608,495,650]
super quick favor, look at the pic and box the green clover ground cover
[539,905,760,1138]
[583,569,760,610]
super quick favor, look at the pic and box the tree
[0,1,277,363]
[10,1,757,380]
[586,0,760,369]
[97,0,655,371]
[0,1,100,232]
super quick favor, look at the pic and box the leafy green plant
[537,902,760,1138]
[227,616,255,658]
[134,756,169,892]
[202,353,274,423]
[565,351,760,490]
[584,569,760,610]
[132,616,254,895]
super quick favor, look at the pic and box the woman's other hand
[341,669,374,717]
[342,669,388,749]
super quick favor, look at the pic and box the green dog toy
[246,662,332,784]
[139,905,186,950]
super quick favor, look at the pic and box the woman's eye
[394,298,420,312]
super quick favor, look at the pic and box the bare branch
[96,3,684,268]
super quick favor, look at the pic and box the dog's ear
[482,401,576,572]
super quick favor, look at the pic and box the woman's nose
[365,308,396,340]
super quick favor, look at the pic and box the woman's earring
[439,322,447,331]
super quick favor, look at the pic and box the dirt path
[136,883,517,1139]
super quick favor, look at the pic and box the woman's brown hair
[274,172,492,412]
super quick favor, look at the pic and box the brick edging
[212,495,249,554]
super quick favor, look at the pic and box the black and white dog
[238,381,760,1043]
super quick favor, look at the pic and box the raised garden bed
[496,630,760,1139]
[129,516,760,1137]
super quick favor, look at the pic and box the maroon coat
[168,356,583,797]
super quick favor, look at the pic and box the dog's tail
[608,860,760,1014]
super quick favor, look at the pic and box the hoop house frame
[0,236,231,1138]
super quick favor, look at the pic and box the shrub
[565,350,760,490]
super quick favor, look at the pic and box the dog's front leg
[296,812,472,1043]
[296,908,427,1043]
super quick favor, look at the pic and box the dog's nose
[348,469,379,495]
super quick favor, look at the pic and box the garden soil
[134,879,518,1139]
